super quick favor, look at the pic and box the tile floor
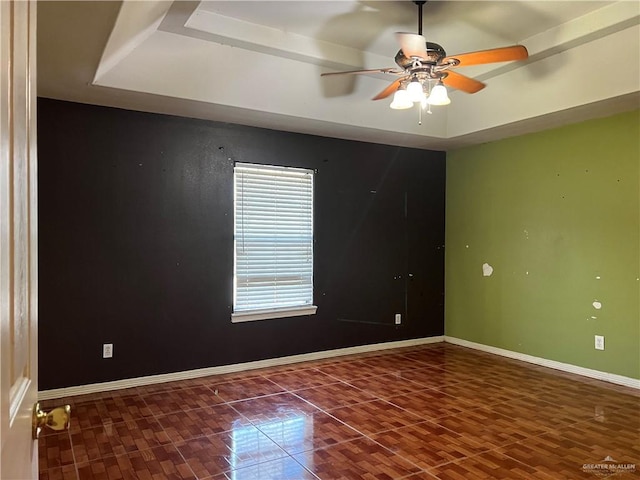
[38,343,639,479]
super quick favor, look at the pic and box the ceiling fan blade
[321,68,402,77]
[395,32,428,59]
[442,71,486,94]
[372,77,407,101]
[444,45,528,67]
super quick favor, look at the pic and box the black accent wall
[38,98,445,390]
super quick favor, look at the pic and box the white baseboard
[445,336,640,390]
[38,336,444,400]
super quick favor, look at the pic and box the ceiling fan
[321,0,528,110]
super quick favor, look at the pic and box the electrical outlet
[395,313,402,325]
[103,343,113,358]
[594,335,605,351]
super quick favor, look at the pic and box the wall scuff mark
[482,263,494,277]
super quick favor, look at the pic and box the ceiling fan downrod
[414,1,427,36]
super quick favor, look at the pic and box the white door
[0,1,39,479]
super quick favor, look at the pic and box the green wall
[446,109,640,379]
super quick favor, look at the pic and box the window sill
[231,305,318,323]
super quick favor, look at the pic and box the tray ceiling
[38,1,640,150]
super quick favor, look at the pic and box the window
[232,163,316,322]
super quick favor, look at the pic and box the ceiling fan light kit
[321,0,528,120]
[390,77,448,110]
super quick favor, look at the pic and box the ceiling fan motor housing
[395,42,446,68]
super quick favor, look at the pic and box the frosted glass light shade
[407,80,425,103]
[428,83,450,105]
[390,89,413,109]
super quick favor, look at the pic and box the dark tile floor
[39,343,639,479]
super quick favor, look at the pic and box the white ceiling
[37,1,640,151]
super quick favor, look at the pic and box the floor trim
[445,336,640,390]
[38,336,444,400]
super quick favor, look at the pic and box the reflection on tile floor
[39,343,640,479]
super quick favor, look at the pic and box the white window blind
[233,163,315,322]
